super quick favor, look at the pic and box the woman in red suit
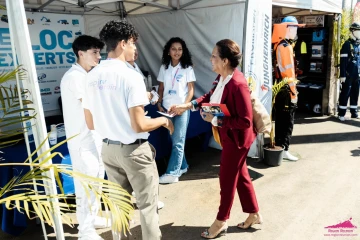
[169,39,262,239]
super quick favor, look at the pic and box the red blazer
[194,69,256,149]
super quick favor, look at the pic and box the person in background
[157,37,196,184]
[82,20,174,240]
[169,39,262,239]
[338,22,360,121]
[60,35,109,240]
[126,49,165,210]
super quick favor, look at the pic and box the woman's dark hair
[72,35,104,58]
[99,20,139,52]
[161,37,193,69]
[216,39,242,68]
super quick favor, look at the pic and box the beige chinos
[102,141,161,240]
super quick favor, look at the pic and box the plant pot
[263,144,284,166]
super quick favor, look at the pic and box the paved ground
[1,111,360,240]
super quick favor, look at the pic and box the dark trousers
[338,76,359,117]
[217,144,259,221]
[275,105,296,151]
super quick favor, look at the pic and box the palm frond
[0,160,134,234]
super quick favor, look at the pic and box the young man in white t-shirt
[82,20,174,240]
[60,35,108,240]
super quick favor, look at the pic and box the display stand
[294,16,330,114]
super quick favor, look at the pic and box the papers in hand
[157,111,174,118]
[201,103,231,117]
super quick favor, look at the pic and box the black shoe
[351,114,359,119]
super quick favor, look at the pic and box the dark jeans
[338,76,359,117]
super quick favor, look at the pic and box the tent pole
[7,3,49,240]
[5,0,66,239]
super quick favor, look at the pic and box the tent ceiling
[0,0,342,15]
[0,0,245,15]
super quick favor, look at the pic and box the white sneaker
[157,201,165,210]
[94,216,111,229]
[339,116,345,121]
[283,151,298,161]
[159,174,179,184]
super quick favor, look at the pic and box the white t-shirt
[60,64,98,151]
[82,59,149,143]
[157,63,196,110]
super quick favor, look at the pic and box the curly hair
[99,20,139,52]
[161,37,193,69]
[216,39,242,68]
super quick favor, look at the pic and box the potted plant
[263,78,297,166]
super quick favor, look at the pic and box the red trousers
[217,143,259,221]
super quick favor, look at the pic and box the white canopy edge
[272,0,342,14]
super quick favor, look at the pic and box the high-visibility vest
[274,40,298,104]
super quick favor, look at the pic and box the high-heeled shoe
[201,224,228,239]
[237,213,263,229]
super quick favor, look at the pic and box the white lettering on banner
[0,11,84,112]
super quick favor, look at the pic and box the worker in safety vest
[338,22,360,121]
[272,16,304,161]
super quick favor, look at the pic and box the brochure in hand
[201,103,231,117]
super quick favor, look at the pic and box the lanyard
[171,68,180,89]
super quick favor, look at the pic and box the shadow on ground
[97,222,262,240]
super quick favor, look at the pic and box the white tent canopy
[1,0,343,16]
[273,0,342,15]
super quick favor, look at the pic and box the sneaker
[283,151,298,161]
[351,114,359,119]
[94,216,111,229]
[159,174,179,184]
[179,168,188,175]
[157,201,165,210]
[339,116,345,121]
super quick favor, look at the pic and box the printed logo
[1,15,8,23]
[38,73,47,81]
[40,88,52,96]
[261,84,268,91]
[324,218,358,237]
[27,18,35,25]
[40,16,51,25]
[72,19,79,26]
[57,19,69,25]
[176,74,183,82]
[54,86,61,94]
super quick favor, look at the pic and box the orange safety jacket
[274,40,298,104]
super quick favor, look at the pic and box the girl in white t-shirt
[157,37,196,184]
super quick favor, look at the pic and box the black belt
[103,138,148,146]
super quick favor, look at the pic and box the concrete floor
[1,112,360,240]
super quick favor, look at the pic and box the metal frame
[179,0,202,9]
[36,0,57,10]
[136,0,174,10]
